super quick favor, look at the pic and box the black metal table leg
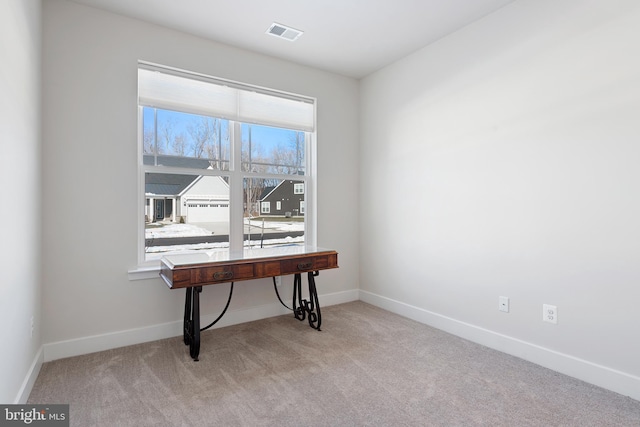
[183,287,192,345]
[307,271,321,330]
[183,286,202,361]
[292,271,322,331]
[190,286,202,361]
[293,273,305,322]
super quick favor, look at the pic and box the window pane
[145,172,230,260]
[241,124,305,175]
[143,107,230,170]
[142,108,155,156]
[243,178,305,248]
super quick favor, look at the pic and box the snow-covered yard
[246,219,304,232]
[144,219,305,260]
[145,219,303,239]
[145,223,214,238]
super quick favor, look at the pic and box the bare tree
[158,116,179,154]
[241,133,269,214]
[143,128,155,154]
[188,116,220,160]
[292,131,305,172]
[243,178,264,217]
[268,132,304,174]
[172,134,187,156]
[213,122,230,170]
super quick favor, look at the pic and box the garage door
[186,201,229,223]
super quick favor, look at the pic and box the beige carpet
[28,301,640,426]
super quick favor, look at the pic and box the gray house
[258,180,305,217]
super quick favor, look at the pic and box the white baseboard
[359,290,640,402]
[43,288,359,363]
[43,319,184,362]
[15,346,44,404]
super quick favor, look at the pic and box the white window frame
[294,183,305,194]
[130,62,317,279]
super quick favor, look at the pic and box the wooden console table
[160,246,339,360]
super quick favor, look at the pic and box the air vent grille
[266,23,303,41]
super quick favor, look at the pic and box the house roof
[144,154,212,196]
[259,186,277,201]
[145,173,198,196]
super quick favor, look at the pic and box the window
[138,63,316,264]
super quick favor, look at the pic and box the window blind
[138,66,315,132]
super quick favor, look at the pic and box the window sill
[128,264,161,281]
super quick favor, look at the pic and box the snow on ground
[145,223,213,238]
[145,219,304,239]
[245,219,304,232]
[145,236,304,260]
[144,220,305,261]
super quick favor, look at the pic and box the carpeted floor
[28,301,640,426]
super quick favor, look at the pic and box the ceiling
[70,0,517,79]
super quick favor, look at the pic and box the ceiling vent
[266,23,303,42]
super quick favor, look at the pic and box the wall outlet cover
[543,304,557,324]
[499,296,509,313]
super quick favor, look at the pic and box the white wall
[41,0,359,358]
[0,0,42,403]
[360,0,640,399]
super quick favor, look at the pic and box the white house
[144,155,230,223]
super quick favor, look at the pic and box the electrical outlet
[543,304,557,324]
[274,276,282,286]
[31,316,34,338]
[498,296,509,313]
